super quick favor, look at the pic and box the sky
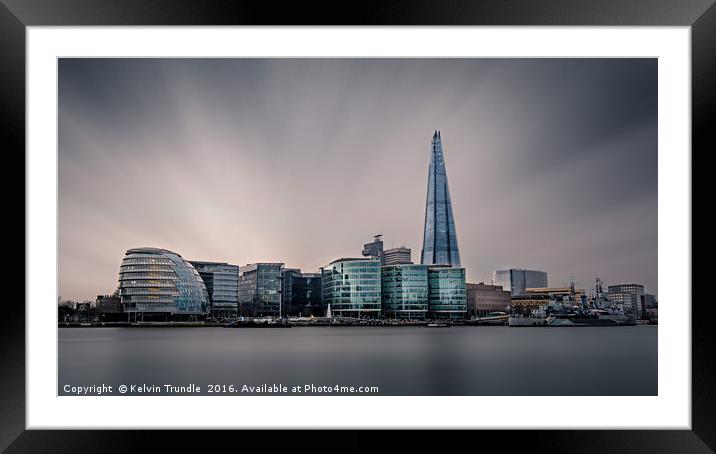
[58,58,657,301]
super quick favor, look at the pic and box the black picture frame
[5,0,710,452]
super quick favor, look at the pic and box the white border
[27,27,691,429]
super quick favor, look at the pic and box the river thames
[58,326,657,396]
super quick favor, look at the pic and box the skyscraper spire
[420,130,461,267]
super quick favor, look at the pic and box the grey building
[239,263,284,317]
[383,247,412,266]
[362,234,384,262]
[190,261,240,317]
[493,268,549,296]
[608,283,645,317]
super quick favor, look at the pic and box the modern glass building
[421,130,461,267]
[282,269,323,316]
[239,263,284,317]
[190,261,240,317]
[427,266,467,319]
[118,247,209,319]
[321,258,381,318]
[493,268,549,296]
[381,264,428,319]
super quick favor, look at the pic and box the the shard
[420,130,461,267]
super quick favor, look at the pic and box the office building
[381,264,428,319]
[493,268,549,296]
[190,261,240,317]
[466,283,512,318]
[321,258,381,318]
[282,269,322,316]
[427,266,467,319]
[608,283,645,317]
[421,130,461,267]
[117,247,209,319]
[383,247,412,266]
[239,263,284,317]
[362,235,384,262]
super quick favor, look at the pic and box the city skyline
[59,58,657,301]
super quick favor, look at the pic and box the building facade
[383,247,413,266]
[239,263,284,317]
[381,264,428,319]
[190,261,240,318]
[362,235,384,262]
[117,247,209,319]
[493,269,549,296]
[608,283,645,317]
[321,258,381,318]
[427,266,467,319]
[282,269,323,316]
[466,283,512,318]
[421,130,461,267]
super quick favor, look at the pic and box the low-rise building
[466,283,511,318]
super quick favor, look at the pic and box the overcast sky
[59,58,657,301]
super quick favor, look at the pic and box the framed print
[6,0,711,451]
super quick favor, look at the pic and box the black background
[3,0,712,452]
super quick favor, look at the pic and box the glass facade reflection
[421,130,461,267]
[493,269,549,296]
[321,258,381,318]
[118,247,208,315]
[190,261,240,317]
[428,266,467,319]
[381,264,428,320]
[239,263,284,317]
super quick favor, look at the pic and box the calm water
[58,326,657,396]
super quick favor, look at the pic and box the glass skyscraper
[421,130,461,267]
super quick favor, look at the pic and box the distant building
[608,283,645,317]
[322,258,381,318]
[96,293,121,312]
[282,269,322,316]
[190,261,240,317]
[421,131,461,267]
[381,264,428,319]
[427,266,467,319]
[642,293,657,308]
[510,294,552,315]
[382,247,412,266]
[466,283,511,318]
[362,235,384,262]
[118,247,209,320]
[526,287,586,301]
[239,263,284,317]
[493,269,549,296]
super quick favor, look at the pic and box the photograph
[57,57,658,397]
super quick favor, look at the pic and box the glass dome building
[118,247,209,319]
